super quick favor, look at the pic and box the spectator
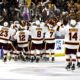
[21,4,30,21]
[0,0,3,15]
[0,15,4,25]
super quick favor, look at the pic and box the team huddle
[0,19,80,70]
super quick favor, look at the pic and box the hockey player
[44,19,61,62]
[76,21,80,68]
[29,20,47,62]
[44,24,55,62]
[60,19,80,70]
[10,23,19,60]
[77,46,80,68]
[0,22,16,62]
[13,27,30,61]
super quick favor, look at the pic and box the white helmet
[4,22,8,27]
[70,19,77,27]
[35,20,40,25]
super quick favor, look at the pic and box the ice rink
[0,57,80,80]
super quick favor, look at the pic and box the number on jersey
[69,32,77,40]
[37,31,41,37]
[19,32,25,41]
[0,30,8,37]
[50,32,53,37]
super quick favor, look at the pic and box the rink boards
[54,39,65,57]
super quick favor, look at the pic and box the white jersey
[0,27,16,44]
[61,24,80,49]
[29,25,48,44]
[45,26,57,43]
[77,22,80,44]
[14,30,30,47]
[77,21,80,26]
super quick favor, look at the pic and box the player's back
[29,25,46,44]
[62,22,80,49]
[64,24,79,42]
[0,27,13,43]
[45,25,57,43]
[30,26,44,38]
[14,30,29,47]
[16,30,29,43]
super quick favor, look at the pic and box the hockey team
[0,18,80,71]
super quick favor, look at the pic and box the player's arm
[56,22,64,31]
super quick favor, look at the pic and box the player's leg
[11,40,18,59]
[3,51,8,62]
[77,46,80,68]
[70,49,77,70]
[35,50,40,62]
[3,43,9,62]
[45,43,55,62]
[65,48,72,70]
[7,42,16,61]
[51,43,55,62]
[12,50,19,61]
[45,49,50,61]
[35,43,43,62]
[16,47,24,61]
[41,41,45,61]
[51,50,55,62]
[20,51,26,61]
[23,46,30,61]
[40,43,44,59]
[44,43,51,61]
[30,42,36,62]
[26,42,31,61]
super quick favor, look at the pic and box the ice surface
[0,57,80,80]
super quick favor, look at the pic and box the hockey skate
[66,62,72,70]
[36,57,40,63]
[3,56,7,62]
[71,64,75,71]
[51,57,55,62]
[31,56,35,62]
[77,62,80,68]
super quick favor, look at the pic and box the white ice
[0,57,80,80]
